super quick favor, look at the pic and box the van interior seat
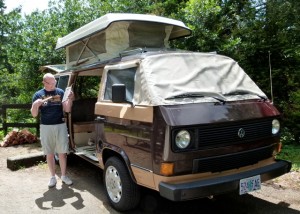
[71,98,97,133]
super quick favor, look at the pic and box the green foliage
[281,128,297,145]
[282,90,300,143]
[278,129,300,170]
[5,108,35,124]
[74,76,100,99]
[0,130,3,140]
[0,0,299,143]
[277,144,300,171]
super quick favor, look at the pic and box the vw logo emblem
[238,128,245,138]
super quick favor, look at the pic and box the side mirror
[112,84,126,103]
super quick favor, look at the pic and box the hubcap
[105,166,122,203]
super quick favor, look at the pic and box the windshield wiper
[225,90,267,100]
[165,92,227,103]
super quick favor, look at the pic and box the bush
[279,127,300,171]
[281,127,297,145]
[282,89,300,144]
[0,130,3,140]
[277,144,300,171]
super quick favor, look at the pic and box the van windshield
[133,52,267,106]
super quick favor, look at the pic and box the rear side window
[104,68,136,101]
[57,75,69,91]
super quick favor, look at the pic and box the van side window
[104,68,136,101]
[57,75,69,91]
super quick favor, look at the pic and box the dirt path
[0,143,299,213]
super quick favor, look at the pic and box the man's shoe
[61,176,73,185]
[48,176,57,188]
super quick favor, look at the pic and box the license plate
[239,175,261,195]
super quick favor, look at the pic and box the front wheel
[104,157,140,211]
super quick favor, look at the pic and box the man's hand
[63,91,74,113]
[33,98,44,107]
[31,96,54,117]
[31,98,43,117]
[67,91,74,101]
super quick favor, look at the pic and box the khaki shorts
[40,123,69,155]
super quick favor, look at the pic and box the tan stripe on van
[95,102,153,123]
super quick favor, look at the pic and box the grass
[37,160,47,169]
[16,165,26,170]
[277,144,300,171]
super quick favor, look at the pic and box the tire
[104,157,141,211]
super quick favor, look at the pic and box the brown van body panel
[97,99,281,176]
[95,102,153,123]
[99,117,153,171]
[159,100,279,126]
[131,166,156,189]
[151,100,280,174]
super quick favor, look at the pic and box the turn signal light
[160,162,174,176]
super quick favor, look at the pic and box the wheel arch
[102,147,137,183]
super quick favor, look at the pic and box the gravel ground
[0,143,119,214]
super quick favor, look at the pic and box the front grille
[193,145,274,173]
[197,119,273,149]
[172,118,277,152]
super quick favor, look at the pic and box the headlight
[175,130,191,149]
[272,119,280,134]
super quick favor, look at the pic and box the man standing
[31,73,73,188]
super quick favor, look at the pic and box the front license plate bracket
[239,175,261,195]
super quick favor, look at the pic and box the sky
[4,0,49,15]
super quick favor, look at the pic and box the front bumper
[159,160,291,201]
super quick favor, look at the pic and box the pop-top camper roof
[55,13,192,68]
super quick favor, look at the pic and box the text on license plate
[239,175,261,195]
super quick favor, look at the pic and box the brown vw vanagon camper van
[43,13,291,211]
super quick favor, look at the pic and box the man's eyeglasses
[43,80,56,85]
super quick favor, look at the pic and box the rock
[7,152,45,171]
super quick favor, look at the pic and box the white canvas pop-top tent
[55,13,192,68]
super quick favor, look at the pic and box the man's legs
[47,153,56,176]
[42,124,72,186]
[47,154,67,176]
[58,153,67,176]
[46,153,57,187]
[55,123,69,177]
[58,153,73,185]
